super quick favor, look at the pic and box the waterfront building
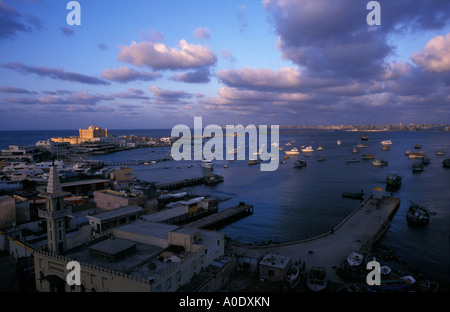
[51,125,109,145]
[87,205,142,234]
[0,145,44,161]
[109,167,134,191]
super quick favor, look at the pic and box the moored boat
[406,203,429,225]
[386,173,402,187]
[342,191,364,199]
[347,252,363,267]
[421,157,430,165]
[361,153,375,159]
[409,151,425,159]
[356,143,368,148]
[294,159,307,168]
[361,134,369,141]
[372,159,388,166]
[412,162,424,172]
[307,266,327,292]
[414,143,422,149]
[443,159,450,168]
[366,276,415,291]
[436,149,446,156]
[352,147,360,153]
[285,147,300,155]
[381,140,392,146]
[301,146,314,152]
[205,173,224,185]
[345,158,360,163]
[201,159,213,169]
[285,264,300,288]
[248,159,262,165]
[382,145,390,151]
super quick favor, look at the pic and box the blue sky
[0,0,449,130]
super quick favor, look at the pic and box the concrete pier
[229,196,400,284]
[184,203,254,230]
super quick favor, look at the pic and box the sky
[0,0,449,130]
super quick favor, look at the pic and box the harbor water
[1,129,449,283]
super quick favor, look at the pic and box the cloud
[0,1,43,39]
[238,5,248,33]
[0,86,36,94]
[221,49,237,63]
[149,86,193,106]
[60,26,74,37]
[101,66,162,83]
[1,62,110,85]
[170,68,211,83]
[139,28,164,42]
[193,27,211,40]
[117,39,217,70]
[411,34,450,73]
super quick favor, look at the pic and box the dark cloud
[60,26,74,37]
[0,86,36,94]
[170,68,212,83]
[1,62,110,85]
[0,1,43,39]
[101,66,161,83]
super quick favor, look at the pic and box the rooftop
[87,205,142,222]
[259,253,291,270]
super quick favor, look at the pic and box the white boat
[285,147,300,155]
[317,146,324,151]
[381,140,392,145]
[337,140,342,146]
[201,159,213,169]
[307,266,327,291]
[347,252,363,267]
[373,159,388,166]
[285,265,300,288]
[301,146,314,152]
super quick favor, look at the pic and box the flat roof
[114,220,179,240]
[259,253,291,270]
[141,206,186,223]
[87,205,142,222]
[61,179,109,188]
[89,238,136,256]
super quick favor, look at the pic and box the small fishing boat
[443,159,450,168]
[361,134,369,141]
[285,264,300,288]
[307,267,327,292]
[436,149,446,156]
[381,140,392,146]
[346,158,360,163]
[386,173,402,186]
[372,159,388,166]
[347,252,363,267]
[366,276,415,291]
[342,191,364,199]
[406,203,429,225]
[421,157,430,165]
[317,146,324,151]
[405,150,411,156]
[205,173,224,185]
[294,160,307,168]
[301,146,314,153]
[337,140,342,146]
[361,153,375,159]
[352,147,360,153]
[316,156,327,161]
[414,143,422,149]
[248,159,262,165]
[409,151,425,159]
[356,143,368,148]
[382,145,390,151]
[412,162,424,172]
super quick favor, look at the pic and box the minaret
[38,165,71,254]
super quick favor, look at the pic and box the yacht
[201,159,213,169]
[301,146,314,152]
[285,147,300,155]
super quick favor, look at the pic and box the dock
[155,176,208,190]
[229,196,400,284]
[103,157,172,166]
[184,202,254,230]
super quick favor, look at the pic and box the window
[268,270,274,277]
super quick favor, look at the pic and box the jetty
[103,157,172,166]
[155,176,209,190]
[184,202,253,230]
[228,196,400,284]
